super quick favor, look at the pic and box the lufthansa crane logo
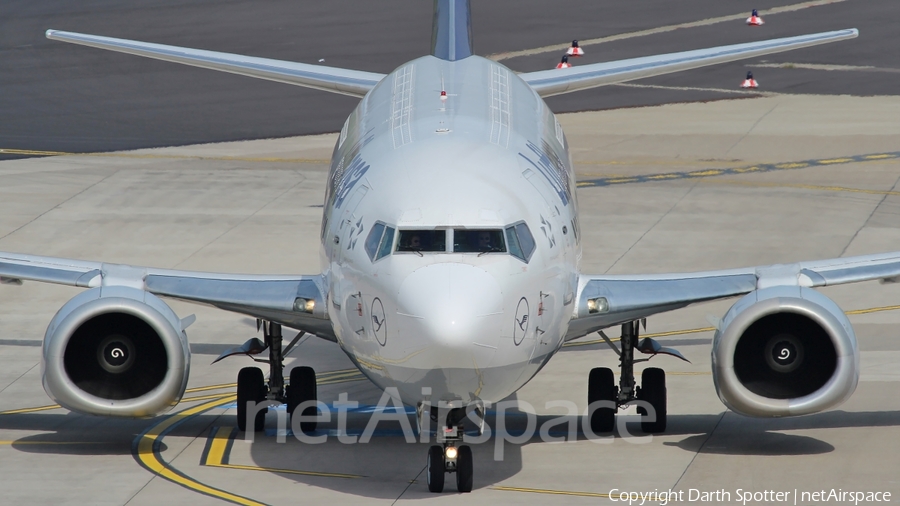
[513,297,529,346]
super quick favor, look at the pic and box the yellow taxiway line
[563,326,715,348]
[0,368,363,416]
[563,303,900,349]
[131,368,370,505]
[131,395,267,506]
[0,404,62,415]
[201,426,362,479]
[492,485,613,498]
[0,440,111,445]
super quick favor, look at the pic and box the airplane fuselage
[321,55,581,408]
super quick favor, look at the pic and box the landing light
[293,297,316,313]
[587,297,609,314]
[445,446,458,459]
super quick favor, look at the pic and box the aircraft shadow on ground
[0,412,156,456]
[2,405,897,495]
[666,409,900,456]
[243,403,900,498]
[0,411,241,456]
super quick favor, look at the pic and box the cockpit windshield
[397,230,446,252]
[376,224,534,262]
[453,229,506,253]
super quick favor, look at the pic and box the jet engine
[711,286,858,417]
[42,286,190,417]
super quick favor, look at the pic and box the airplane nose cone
[397,263,503,364]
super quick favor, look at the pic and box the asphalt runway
[2,1,900,504]
[1,0,898,157]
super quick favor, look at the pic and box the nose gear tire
[427,445,445,493]
[456,445,473,492]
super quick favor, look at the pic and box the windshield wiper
[478,247,504,257]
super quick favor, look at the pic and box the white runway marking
[487,0,850,61]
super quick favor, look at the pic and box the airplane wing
[45,30,385,98]
[520,29,858,97]
[566,250,900,340]
[0,252,335,340]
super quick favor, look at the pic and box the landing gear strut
[426,407,474,493]
[233,321,315,432]
[588,320,672,434]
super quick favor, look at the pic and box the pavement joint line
[0,148,329,164]
[755,62,900,74]
[486,0,847,61]
[701,179,900,196]
[576,151,900,188]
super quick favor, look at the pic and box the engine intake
[712,286,858,417]
[43,286,190,417]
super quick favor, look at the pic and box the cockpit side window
[365,222,395,261]
[506,222,536,263]
[376,227,395,259]
[453,229,506,253]
[365,223,385,261]
[397,230,447,253]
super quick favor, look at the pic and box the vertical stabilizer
[431,0,473,61]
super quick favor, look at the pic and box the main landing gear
[426,407,474,493]
[222,321,315,432]
[588,320,689,434]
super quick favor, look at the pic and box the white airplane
[0,0,894,494]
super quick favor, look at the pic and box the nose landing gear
[426,408,474,493]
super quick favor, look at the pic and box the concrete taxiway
[2,92,899,504]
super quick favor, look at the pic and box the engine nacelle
[712,286,858,417]
[42,286,190,417]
